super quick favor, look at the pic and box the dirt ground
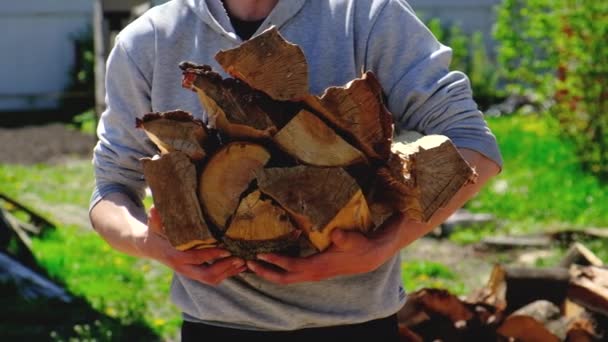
[0,124,97,165]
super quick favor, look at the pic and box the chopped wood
[142,152,217,250]
[198,142,270,231]
[180,62,277,139]
[511,300,561,326]
[273,109,366,167]
[389,132,477,222]
[503,266,571,313]
[303,71,394,160]
[466,264,507,311]
[568,265,608,317]
[497,315,560,342]
[223,190,301,259]
[256,165,372,251]
[560,242,604,268]
[215,27,309,101]
[136,110,207,160]
[198,142,271,230]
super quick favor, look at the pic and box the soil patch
[0,124,97,165]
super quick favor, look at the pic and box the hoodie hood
[185,0,307,42]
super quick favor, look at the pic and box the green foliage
[465,114,608,232]
[425,18,504,110]
[401,261,467,295]
[495,0,608,179]
[69,109,98,135]
[60,28,96,120]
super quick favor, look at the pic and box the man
[89,0,502,340]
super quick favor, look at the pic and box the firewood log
[304,71,394,161]
[142,152,217,250]
[136,110,207,160]
[256,165,373,251]
[215,27,309,101]
[180,62,277,139]
[223,190,301,259]
[198,142,271,231]
[273,109,366,167]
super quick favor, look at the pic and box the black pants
[181,314,400,341]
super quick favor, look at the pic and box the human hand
[138,207,246,286]
[246,219,403,284]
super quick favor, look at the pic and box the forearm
[377,148,501,258]
[89,192,149,258]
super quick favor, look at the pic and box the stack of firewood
[398,244,608,341]
[137,27,476,259]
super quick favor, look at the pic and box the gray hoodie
[91,0,502,331]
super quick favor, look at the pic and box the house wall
[0,1,91,111]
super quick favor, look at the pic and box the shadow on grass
[0,281,160,341]
[1,225,161,341]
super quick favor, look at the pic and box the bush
[495,0,608,180]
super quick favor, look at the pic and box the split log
[215,26,309,101]
[303,71,394,160]
[467,265,571,314]
[256,165,373,251]
[198,142,271,230]
[223,190,301,259]
[385,131,477,222]
[497,315,560,342]
[273,109,366,167]
[136,110,207,160]
[142,152,217,250]
[568,265,608,317]
[559,242,604,268]
[398,288,501,342]
[180,62,277,139]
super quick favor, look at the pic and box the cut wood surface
[274,109,366,167]
[392,132,477,222]
[568,265,608,317]
[180,62,277,139]
[198,142,270,230]
[142,152,216,250]
[223,190,300,259]
[215,27,309,101]
[303,71,393,160]
[497,315,560,342]
[136,110,207,160]
[560,242,604,268]
[256,165,372,251]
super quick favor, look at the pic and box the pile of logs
[138,27,476,258]
[398,244,608,341]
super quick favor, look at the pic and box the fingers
[169,247,232,265]
[256,253,296,271]
[247,260,293,284]
[178,257,246,285]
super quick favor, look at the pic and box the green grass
[453,113,608,243]
[0,161,180,340]
[0,161,94,211]
[401,261,467,296]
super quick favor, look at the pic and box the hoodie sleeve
[89,38,157,212]
[364,0,503,168]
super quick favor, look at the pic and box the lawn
[1,113,607,340]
